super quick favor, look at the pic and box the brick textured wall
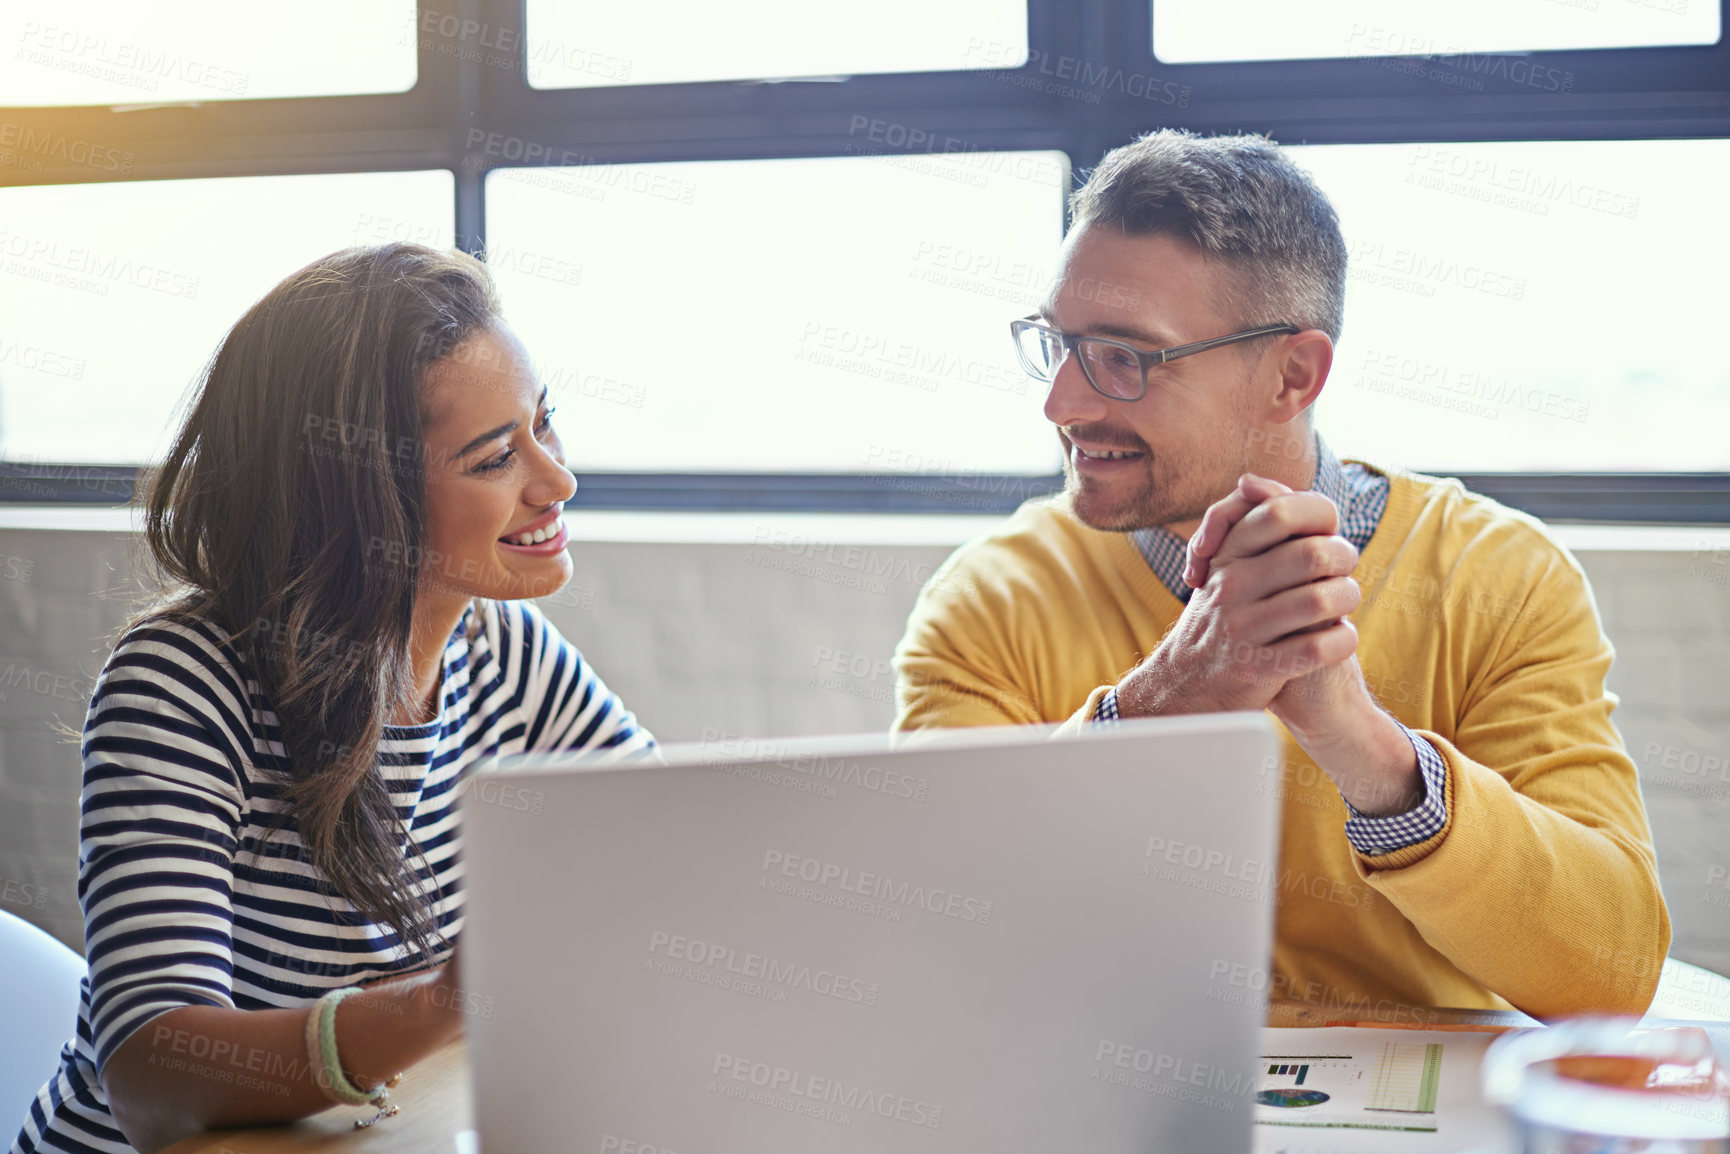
[2,526,1724,983]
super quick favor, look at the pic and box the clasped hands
[1115,474,1421,818]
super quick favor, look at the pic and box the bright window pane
[484,154,1065,473]
[0,0,416,105]
[1154,0,1720,63]
[0,171,453,464]
[1289,139,1730,472]
[526,0,1028,88]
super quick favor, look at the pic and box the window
[2,0,1726,518]
[525,0,1028,89]
[1291,139,1730,472]
[0,0,416,106]
[1153,0,1720,63]
[0,171,452,463]
[485,153,1065,474]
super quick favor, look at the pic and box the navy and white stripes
[12,598,652,1154]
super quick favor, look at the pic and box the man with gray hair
[893,129,1668,1021]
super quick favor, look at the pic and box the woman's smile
[497,506,570,556]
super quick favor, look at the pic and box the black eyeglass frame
[1010,315,1302,401]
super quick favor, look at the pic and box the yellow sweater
[893,464,1670,1020]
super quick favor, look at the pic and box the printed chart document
[1253,1028,1516,1154]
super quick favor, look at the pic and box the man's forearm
[1280,684,1421,817]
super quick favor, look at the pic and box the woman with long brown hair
[10,242,654,1154]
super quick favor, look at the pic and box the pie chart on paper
[1256,1088,1332,1108]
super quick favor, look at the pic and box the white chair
[1649,956,1730,1022]
[0,910,85,1131]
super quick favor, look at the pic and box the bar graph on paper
[1256,1038,1443,1132]
[1365,1042,1442,1114]
[1255,1028,1507,1152]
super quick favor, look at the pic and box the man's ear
[1269,329,1333,426]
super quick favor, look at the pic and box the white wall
[1,514,1724,981]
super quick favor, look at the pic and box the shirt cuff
[1341,726,1450,856]
[1093,687,1122,726]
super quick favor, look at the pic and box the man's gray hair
[1070,130,1347,342]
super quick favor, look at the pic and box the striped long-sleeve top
[11,597,653,1154]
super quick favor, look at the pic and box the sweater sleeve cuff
[1342,725,1451,860]
[1051,685,1119,738]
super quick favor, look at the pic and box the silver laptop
[461,713,1281,1154]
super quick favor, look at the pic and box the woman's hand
[103,955,465,1154]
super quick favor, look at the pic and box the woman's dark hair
[138,242,502,962]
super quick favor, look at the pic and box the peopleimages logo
[701,728,930,802]
[1092,1040,1255,1112]
[760,850,992,923]
[1142,835,1376,911]
[0,122,133,175]
[712,1054,944,1129]
[646,930,880,1005]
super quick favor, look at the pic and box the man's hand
[1188,473,1367,741]
[1116,473,1360,717]
[1121,472,1421,817]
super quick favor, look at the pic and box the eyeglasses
[1009,314,1300,402]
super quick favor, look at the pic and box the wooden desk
[161,1043,471,1154]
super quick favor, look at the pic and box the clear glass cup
[1483,1018,1730,1154]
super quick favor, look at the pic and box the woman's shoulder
[104,608,254,692]
[97,608,261,742]
[88,608,261,795]
[467,597,653,753]
[471,597,580,663]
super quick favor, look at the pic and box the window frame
[1,0,1726,522]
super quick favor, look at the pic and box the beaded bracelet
[303,986,402,1129]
